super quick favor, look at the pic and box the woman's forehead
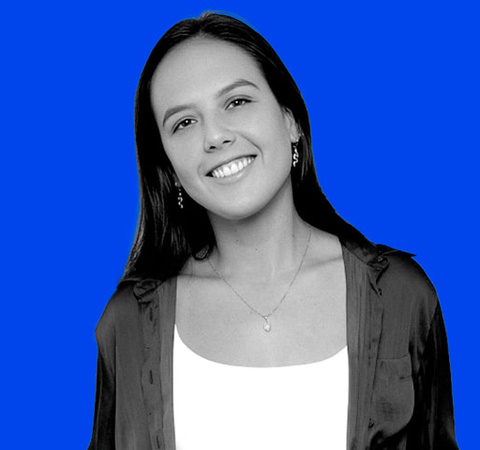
[150,37,267,108]
[152,38,263,88]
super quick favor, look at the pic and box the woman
[88,12,458,449]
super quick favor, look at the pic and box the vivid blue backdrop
[1,0,478,448]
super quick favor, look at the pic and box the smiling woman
[88,12,459,450]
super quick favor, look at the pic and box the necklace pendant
[263,316,271,332]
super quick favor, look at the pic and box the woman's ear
[162,166,181,189]
[282,107,300,143]
[168,169,181,188]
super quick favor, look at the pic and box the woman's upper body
[88,237,458,449]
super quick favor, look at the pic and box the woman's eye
[173,118,196,132]
[227,98,250,109]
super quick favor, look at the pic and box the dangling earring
[176,183,184,209]
[292,141,300,168]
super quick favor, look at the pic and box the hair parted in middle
[122,11,366,282]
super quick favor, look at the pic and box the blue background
[1,0,478,448]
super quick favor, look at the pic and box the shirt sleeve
[88,297,118,450]
[88,348,116,449]
[407,303,459,449]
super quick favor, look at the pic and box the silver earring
[176,185,184,209]
[292,142,300,167]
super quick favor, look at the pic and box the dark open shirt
[88,240,459,449]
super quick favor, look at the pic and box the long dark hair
[122,12,367,282]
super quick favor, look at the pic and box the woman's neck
[207,198,310,283]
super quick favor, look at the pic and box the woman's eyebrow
[216,79,259,98]
[162,79,259,127]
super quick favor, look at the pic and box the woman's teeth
[211,156,254,178]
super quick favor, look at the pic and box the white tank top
[174,326,349,450]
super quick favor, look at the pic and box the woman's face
[151,37,299,222]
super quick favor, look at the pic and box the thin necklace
[207,227,312,332]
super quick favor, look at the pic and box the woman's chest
[175,259,347,367]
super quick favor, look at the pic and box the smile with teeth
[210,156,255,178]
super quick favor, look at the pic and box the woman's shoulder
[345,237,440,318]
[377,246,441,335]
[94,282,135,343]
[95,278,164,342]
[379,247,437,301]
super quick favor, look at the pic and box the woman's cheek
[165,137,198,175]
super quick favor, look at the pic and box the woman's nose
[203,115,235,152]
